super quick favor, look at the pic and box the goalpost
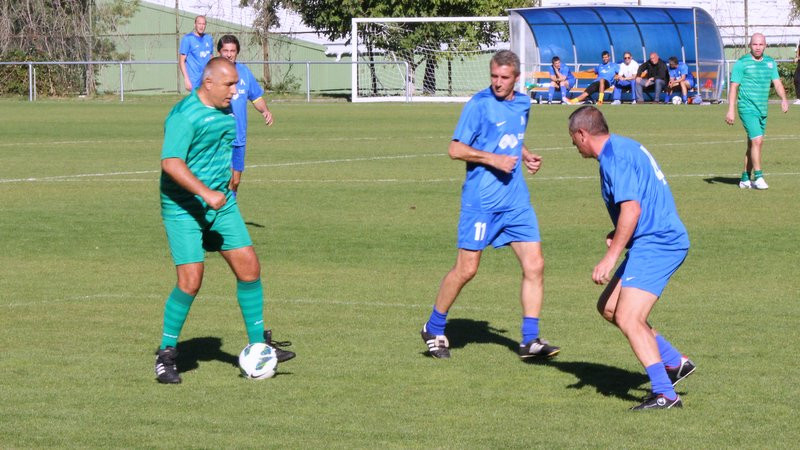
[351,16,510,102]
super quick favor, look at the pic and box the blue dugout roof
[509,6,725,99]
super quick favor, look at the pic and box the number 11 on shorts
[474,222,487,241]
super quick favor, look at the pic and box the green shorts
[162,201,253,265]
[739,111,767,139]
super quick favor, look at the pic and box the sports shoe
[666,356,696,386]
[155,347,181,384]
[752,177,769,190]
[631,100,637,104]
[420,324,450,358]
[739,179,752,189]
[630,393,682,410]
[793,99,800,105]
[611,100,621,105]
[518,337,560,359]
[264,329,296,363]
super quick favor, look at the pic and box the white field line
[0,292,499,313]
[1,135,799,185]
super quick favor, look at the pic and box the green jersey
[160,91,237,218]
[730,53,779,116]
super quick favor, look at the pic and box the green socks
[237,279,266,344]
[754,170,763,180]
[741,171,750,182]
[160,287,196,350]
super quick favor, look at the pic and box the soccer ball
[671,96,682,105]
[239,343,278,379]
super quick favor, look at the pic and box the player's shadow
[175,337,238,373]
[444,318,519,352]
[245,222,264,228]
[703,176,740,186]
[529,359,649,401]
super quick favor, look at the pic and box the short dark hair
[217,34,240,53]
[552,56,561,64]
[568,105,609,136]
[668,56,679,65]
[601,51,610,57]
[491,50,520,75]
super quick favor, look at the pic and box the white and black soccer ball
[239,343,278,379]
[671,96,682,105]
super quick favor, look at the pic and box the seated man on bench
[666,56,695,104]
[611,51,639,104]
[547,56,576,104]
[568,51,618,105]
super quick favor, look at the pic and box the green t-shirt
[730,53,779,116]
[160,91,237,218]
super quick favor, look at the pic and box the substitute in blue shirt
[420,50,560,361]
[568,51,618,105]
[547,56,576,103]
[568,105,695,410]
[218,35,274,194]
[179,15,214,92]
[667,56,696,103]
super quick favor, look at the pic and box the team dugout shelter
[508,6,725,101]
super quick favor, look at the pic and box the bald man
[154,57,294,384]
[179,15,213,91]
[726,33,789,190]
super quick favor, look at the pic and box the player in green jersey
[725,33,789,190]
[154,57,294,384]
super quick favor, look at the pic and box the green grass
[0,96,798,447]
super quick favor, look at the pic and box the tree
[0,0,139,96]
[240,0,294,86]
[291,0,535,94]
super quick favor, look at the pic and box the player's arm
[162,157,226,210]
[448,140,517,174]
[251,97,273,126]
[521,145,542,175]
[593,200,640,285]
[725,82,740,125]
[772,78,790,113]
[179,54,192,90]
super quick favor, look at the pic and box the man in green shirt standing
[154,57,294,384]
[726,33,789,190]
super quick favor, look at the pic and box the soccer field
[0,97,798,447]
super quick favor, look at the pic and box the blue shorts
[615,246,688,297]
[163,200,253,265]
[457,207,540,250]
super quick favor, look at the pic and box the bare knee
[521,255,544,281]
[176,263,203,296]
[597,300,615,323]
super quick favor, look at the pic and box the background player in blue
[568,106,696,410]
[567,51,618,105]
[420,50,560,361]
[547,56,575,104]
[218,34,274,194]
[179,15,213,92]
[666,57,695,104]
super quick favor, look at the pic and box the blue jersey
[453,87,531,213]
[596,62,619,83]
[231,62,265,147]
[179,32,214,88]
[548,64,576,85]
[597,134,689,250]
[669,62,693,82]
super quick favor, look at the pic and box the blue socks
[547,86,555,102]
[426,307,448,335]
[646,363,677,399]
[656,334,682,368]
[521,316,539,345]
[560,85,568,101]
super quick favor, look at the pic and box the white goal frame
[351,16,509,103]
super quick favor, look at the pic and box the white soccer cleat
[738,180,752,189]
[793,99,800,105]
[752,177,769,190]
[611,100,621,105]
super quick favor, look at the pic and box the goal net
[351,17,510,102]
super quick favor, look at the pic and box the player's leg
[654,79,665,103]
[560,80,570,102]
[597,79,606,104]
[680,80,689,103]
[510,241,559,358]
[548,81,556,103]
[611,81,623,103]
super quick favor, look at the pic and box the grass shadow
[528,359,649,401]
[703,176,740,185]
[175,336,239,373]
[445,318,518,352]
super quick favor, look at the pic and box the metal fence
[0,60,410,102]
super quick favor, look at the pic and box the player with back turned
[420,50,560,361]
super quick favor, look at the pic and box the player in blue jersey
[420,50,560,361]
[154,58,293,384]
[666,57,695,104]
[218,35,274,193]
[568,51,618,105]
[179,15,214,92]
[568,106,695,410]
[547,56,575,104]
